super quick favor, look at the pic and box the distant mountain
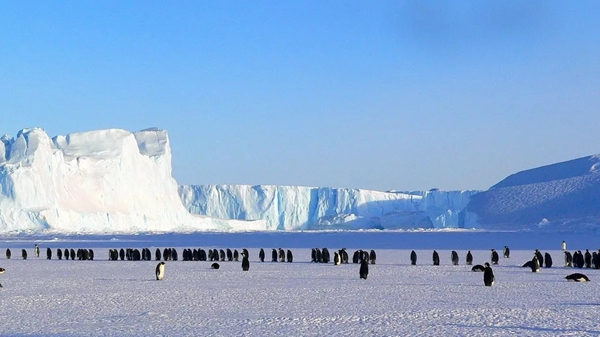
[465,155,600,230]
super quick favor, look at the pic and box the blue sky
[1,1,599,191]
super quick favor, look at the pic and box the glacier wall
[0,128,266,233]
[179,184,480,230]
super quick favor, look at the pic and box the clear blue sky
[1,1,599,191]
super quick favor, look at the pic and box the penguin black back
[211,262,220,269]
[565,273,590,282]
[242,255,250,271]
[6,248,11,259]
[544,252,553,268]
[359,259,369,280]
[451,251,459,265]
[272,249,278,262]
[432,250,440,266]
[503,246,510,258]
[22,249,27,260]
[410,250,417,265]
[491,249,499,265]
[483,263,494,286]
[472,264,485,272]
[466,251,473,265]
[369,250,376,265]
[46,247,52,260]
[259,248,265,262]
[286,249,293,263]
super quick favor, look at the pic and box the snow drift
[179,185,479,230]
[0,128,265,233]
[464,154,600,229]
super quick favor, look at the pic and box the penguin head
[484,262,490,267]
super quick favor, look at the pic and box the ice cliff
[0,128,265,233]
[179,185,479,230]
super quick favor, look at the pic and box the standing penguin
[451,251,459,265]
[410,250,417,265]
[22,249,28,260]
[534,250,544,267]
[544,252,553,268]
[483,263,495,286]
[271,249,278,262]
[46,247,52,260]
[466,251,473,265]
[259,248,265,262]
[491,249,499,265]
[242,254,250,271]
[369,250,377,265]
[57,248,62,260]
[432,250,440,266]
[286,250,293,263]
[564,251,573,267]
[531,255,540,272]
[584,250,592,268]
[359,259,369,280]
[333,251,341,265]
[155,262,166,280]
[5,248,11,259]
[34,244,40,258]
[503,246,510,258]
[0,267,4,287]
[562,240,567,251]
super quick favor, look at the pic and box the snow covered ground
[1,231,599,336]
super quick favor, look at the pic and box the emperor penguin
[46,247,52,260]
[451,251,459,265]
[272,249,278,262]
[5,248,11,259]
[564,251,573,267]
[334,251,341,265]
[544,252,553,268]
[503,246,510,258]
[432,250,440,266]
[242,254,250,271]
[531,255,540,272]
[466,251,473,265]
[565,273,590,282]
[156,262,166,281]
[491,249,499,265]
[410,250,417,265]
[562,240,567,251]
[286,249,293,263]
[22,249,28,260]
[0,267,4,287]
[35,244,40,258]
[359,259,369,280]
[483,263,495,286]
[259,248,265,262]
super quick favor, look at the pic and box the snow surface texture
[1,231,599,336]
[0,128,265,233]
[179,185,479,230]
[466,154,600,230]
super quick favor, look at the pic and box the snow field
[1,245,599,336]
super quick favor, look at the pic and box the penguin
[311,248,316,262]
[242,255,250,271]
[46,248,52,260]
[565,273,590,282]
[369,250,376,265]
[22,249,27,260]
[315,248,322,263]
[34,244,40,258]
[6,248,11,259]
[564,251,573,267]
[333,251,341,265]
[0,267,4,288]
[211,263,220,269]
[544,252,553,268]
[562,240,567,251]
[119,248,125,261]
[491,249,499,265]
[352,250,360,264]
[432,250,440,266]
[472,264,485,272]
[65,248,70,260]
[259,248,265,262]
[89,249,94,261]
[534,249,543,267]
[219,249,225,262]
[410,250,417,265]
[451,251,459,265]
[156,262,166,280]
[522,260,534,269]
[286,249,293,263]
[466,251,473,265]
[359,259,369,280]
[233,250,239,261]
[155,248,161,261]
[503,246,510,258]
[171,248,178,261]
[242,249,249,259]
[57,248,62,260]
[70,249,75,260]
[483,263,494,286]
[531,255,540,272]
[340,248,347,264]
[227,249,233,262]
[576,250,585,268]
[278,248,285,262]
[272,249,278,262]
[324,248,332,264]
[584,249,591,268]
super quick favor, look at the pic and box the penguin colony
[0,242,594,287]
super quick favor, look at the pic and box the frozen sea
[1,230,599,336]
